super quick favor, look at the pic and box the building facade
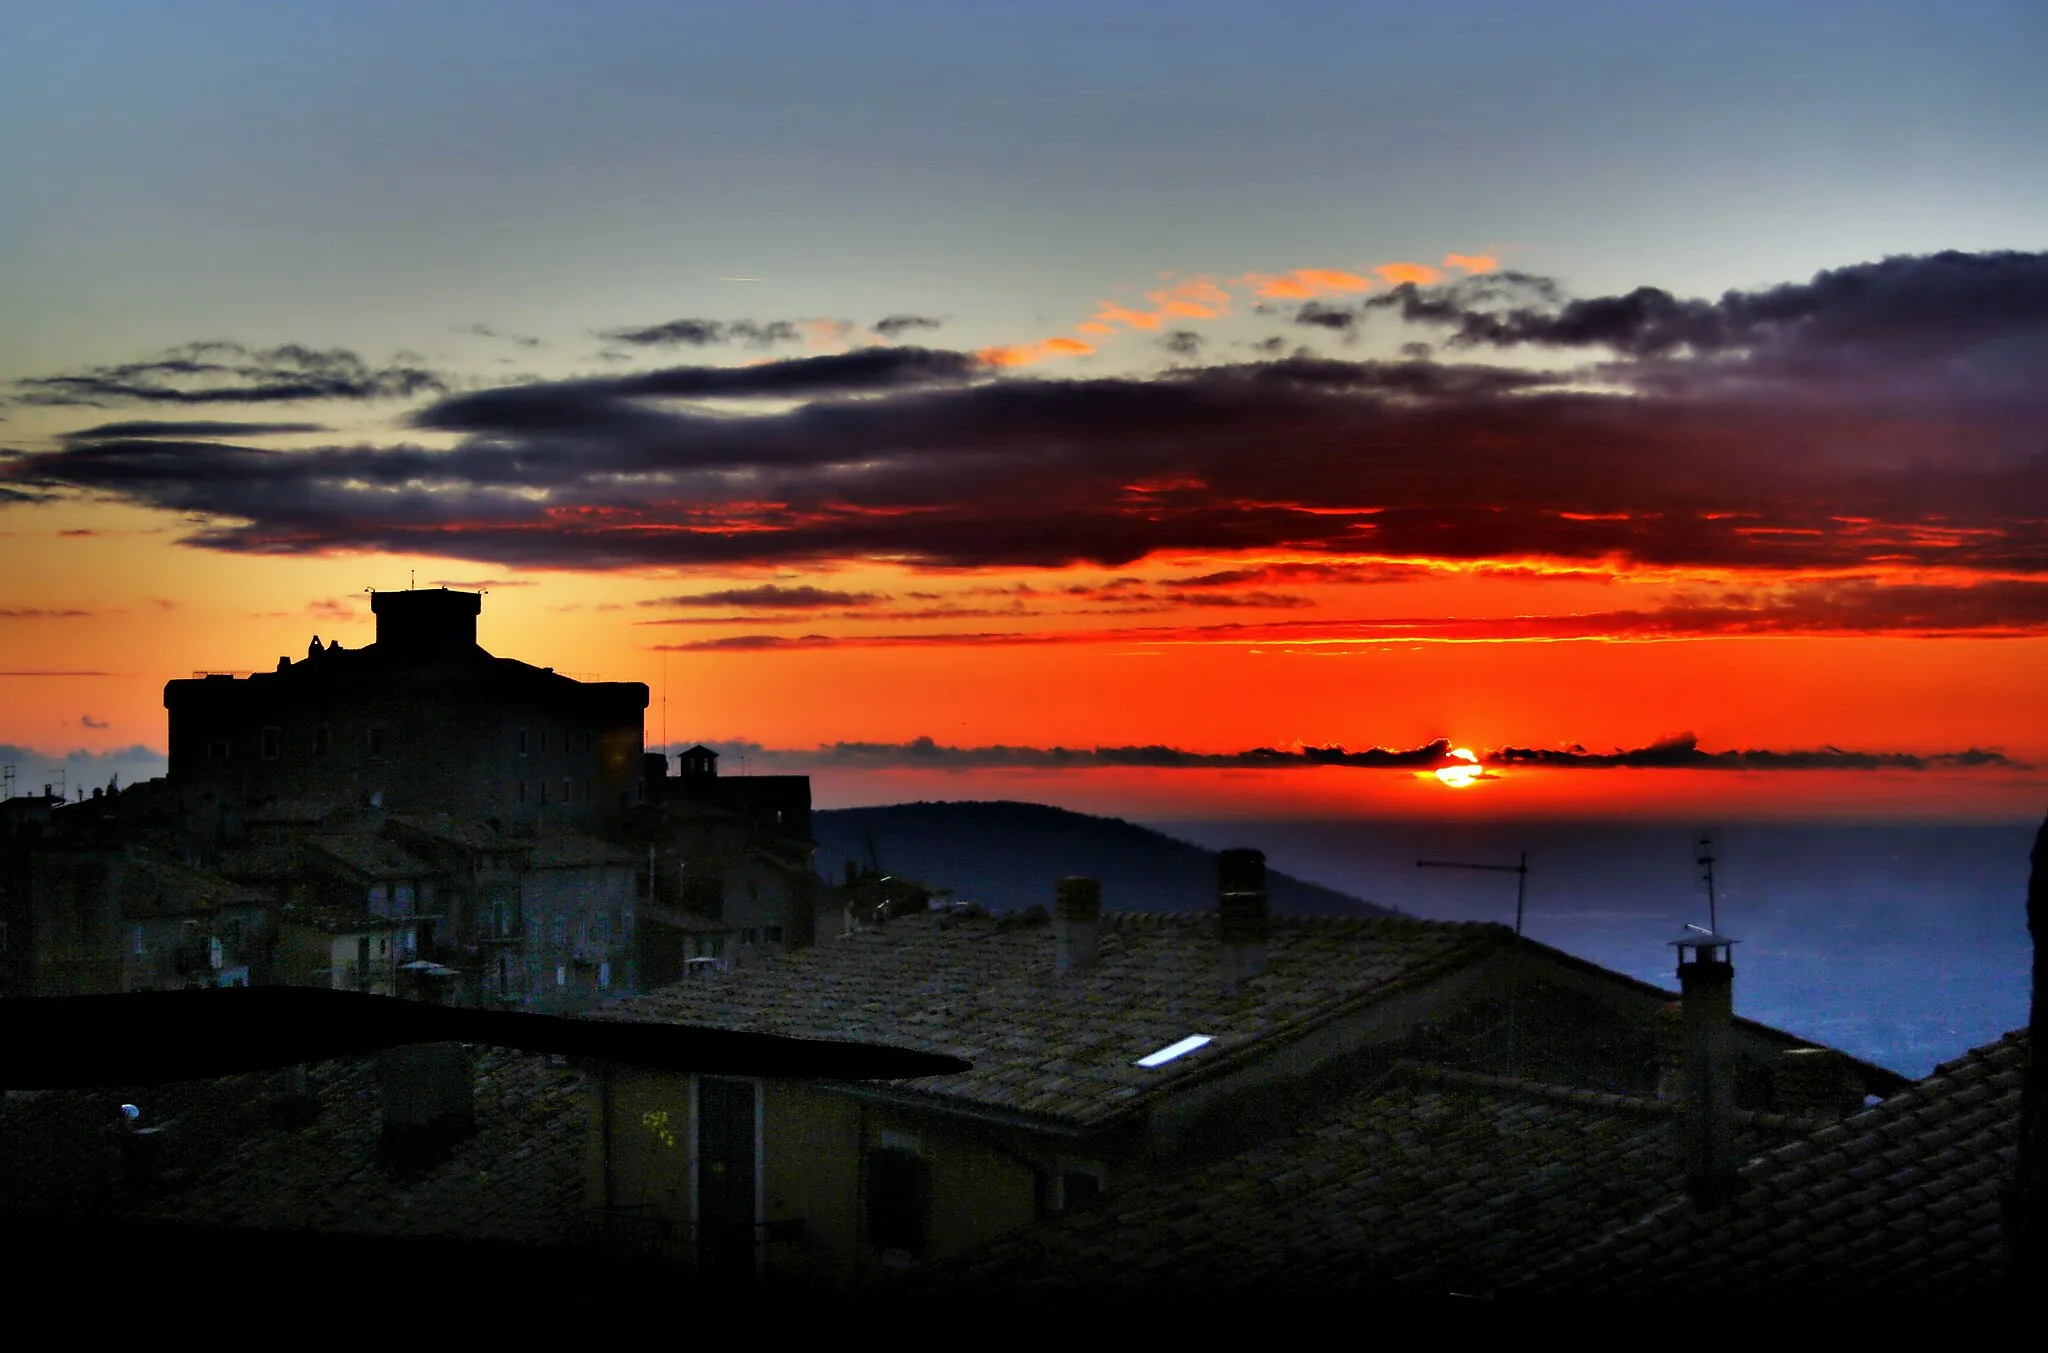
[164,589,649,833]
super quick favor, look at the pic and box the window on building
[539,781,548,805]
[1058,1162,1107,1212]
[865,1139,932,1262]
[206,739,231,762]
[518,728,529,756]
[259,727,281,761]
[562,777,573,803]
[314,725,332,754]
[540,731,549,754]
[366,727,387,759]
[518,781,526,804]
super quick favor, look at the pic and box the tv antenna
[1696,832,1719,933]
[1416,851,1529,937]
[1417,850,1531,1077]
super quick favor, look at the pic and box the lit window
[1134,1035,1213,1068]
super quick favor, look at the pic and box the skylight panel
[1134,1034,1213,1068]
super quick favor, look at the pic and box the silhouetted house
[1,1047,590,1264]
[27,846,269,994]
[581,859,1902,1291]
[277,905,411,994]
[656,745,812,841]
[907,1059,1824,1310]
[163,588,649,833]
[376,815,638,1009]
[629,751,820,978]
[1511,1028,2027,1302]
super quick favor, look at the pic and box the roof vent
[1054,876,1101,973]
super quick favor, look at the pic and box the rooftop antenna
[1418,851,1530,1076]
[661,651,669,756]
[1417,852,1529,937]
[3,764,14,801]
[1697,832,1719,934]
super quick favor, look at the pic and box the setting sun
[1435,747,1484,789]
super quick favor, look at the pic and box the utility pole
[1418,852,1531,1076]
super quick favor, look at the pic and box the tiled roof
[1511,1028,2027,1302]
[907,1062,1809,1306]
[388,814,533,854]
[592,910,1509,1128]
[142,1050,587,1247]
[280,905,414,933]
[526,828,639,870]
[122,853,271,917]
[308,832,430,880]
[1,1049,586,1250]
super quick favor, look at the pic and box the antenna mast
[1416,852,1529,936]
[1417,851,1531,1076]
[1697,832,1719,933]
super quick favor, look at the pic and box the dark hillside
[813,801,1395,917]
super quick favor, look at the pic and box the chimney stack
[1218,848,1269,988]
[1054,876,1101,973]
[1773,1046,1855,1122]
[377,1042,475,1169]
[1670,928,1739,1205]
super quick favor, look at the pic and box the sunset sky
[3,0,2044,820]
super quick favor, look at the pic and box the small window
[518,781,526,804]
[366,727,387,759]
[518,728,529,756]
[539,781,548,805]
[314,726,332,754]
[563,777,573,803]
[259,727,281,761]
[207,739,231,762]
[1059,1162,1107,1212]
[866,1142,932,1261]
[540,732,549,755]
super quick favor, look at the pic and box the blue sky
[5,0,2042,380]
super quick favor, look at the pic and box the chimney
[1774,1046,1855,1122]
[377,1042,475,1169]
[1670,928,1739,1204]
[370,588,482,661]
[1054,876,1101,972]
[1218,848,1269,988]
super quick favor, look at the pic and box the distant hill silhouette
[812,801,1395,918]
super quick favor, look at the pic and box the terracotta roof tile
[590,911,1509,1127]
[1511,1027,2027,1301]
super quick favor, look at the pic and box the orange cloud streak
[1443,252,1499,274]
[977,336,1096,368]
[1236,268,1377,300]
[1374,262,1442,285]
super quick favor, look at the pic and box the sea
[1153,818,2038,1079]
